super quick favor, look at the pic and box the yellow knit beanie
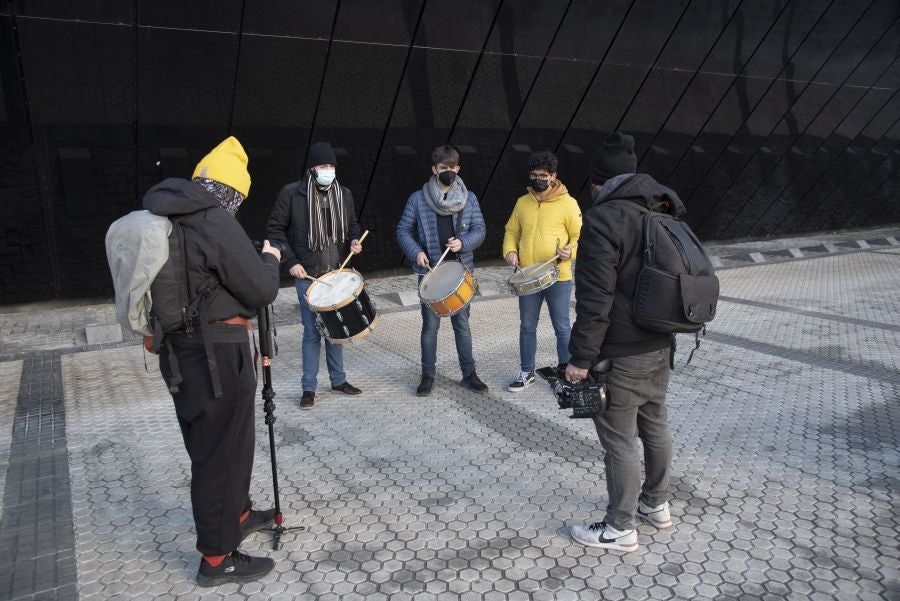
[192,136,251,197]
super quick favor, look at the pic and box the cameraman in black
[565,133,678,552]
[145,137,283,586]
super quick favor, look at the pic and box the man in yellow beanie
[143,136,283,586]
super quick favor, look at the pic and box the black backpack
[629,205,719,361]
[148,216,217,337]
[149,215,222,397]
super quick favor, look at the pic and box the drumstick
[303,274,333,287]
[434,245,453,269]
[337,229,369,272]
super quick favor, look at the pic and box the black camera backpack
[629,204,719,347]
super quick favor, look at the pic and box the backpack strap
[191,275,224,399]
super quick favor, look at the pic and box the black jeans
[160,327,256,556]
[592,347,672,531]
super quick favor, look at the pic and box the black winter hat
[306,142,337,170]
[590,132,637,184]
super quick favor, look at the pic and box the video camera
[536,360,612,419]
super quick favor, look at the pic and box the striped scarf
[307,176,347,251]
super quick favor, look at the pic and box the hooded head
[590,132,637,185]
[192,136,251,197]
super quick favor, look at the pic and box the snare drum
[507,262,559,296]
[305,269,378,343]
[419,261,478,317]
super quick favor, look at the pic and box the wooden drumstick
[337,229,369,272]
[303,273,333,287]
[434,245,453,269]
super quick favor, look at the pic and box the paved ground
[0,225,897,601]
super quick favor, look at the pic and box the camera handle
[257,303,305,550]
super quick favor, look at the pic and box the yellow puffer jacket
[502,181,582,281]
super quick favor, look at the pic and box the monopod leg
[258,304,305,550]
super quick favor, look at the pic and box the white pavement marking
[749,252,766,263]
[789,247,804,258]
[710,255,724,268]
[857,240,871,249]
[887,236,898,245]
[824,242,840,253]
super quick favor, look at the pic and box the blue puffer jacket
[396,188,487,275]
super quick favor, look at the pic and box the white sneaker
[637,500,672,529]
[570,522,638,552]
[508,370,535,392]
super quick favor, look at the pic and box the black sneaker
[196,551,275,587]
[416,376,434,397]
[300,391,315,410]
[331,381,362,396]
[240,508,276,541]
[508,370,535,392]
[461,372,488,392]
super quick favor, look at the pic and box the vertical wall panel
[0,0,897,303]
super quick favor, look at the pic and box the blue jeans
[295,278,347,392]
[419,276,476,378]
[518,279,572,372]
[593,348,672,531]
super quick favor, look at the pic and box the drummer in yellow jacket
[502,150,582,391]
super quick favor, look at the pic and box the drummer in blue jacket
[396,145,488,397]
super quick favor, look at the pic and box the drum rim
[418,261,471,304]
[306,268,366,311]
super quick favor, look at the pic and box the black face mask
[530,177,550,192]
[438,170,456,186]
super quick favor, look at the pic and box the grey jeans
[592,347,672,531]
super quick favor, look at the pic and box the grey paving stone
[1,227,898,600]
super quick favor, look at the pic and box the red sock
[203,554,227,567]
[239,510,250,524]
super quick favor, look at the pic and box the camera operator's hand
[289,264,307,279]
[261,240,281,263]
[565,364,588,383]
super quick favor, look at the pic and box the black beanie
[590,132,637,184]
[306,142,337,170]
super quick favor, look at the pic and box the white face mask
[315,168,336,187]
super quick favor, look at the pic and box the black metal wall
[1,0,898,304]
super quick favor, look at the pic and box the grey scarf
[193,177,245,216]
[422,175,468,216]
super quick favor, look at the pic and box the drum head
[420,262,466,302]
[308,270,363,308]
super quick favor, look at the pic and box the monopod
[257,303,305,550]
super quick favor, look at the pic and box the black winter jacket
[143,178,281,322]
[568,174,685,368]
[266,178,362,277]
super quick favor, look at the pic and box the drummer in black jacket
[144,137,282,586]
[566,133,680,553]
[266,142,363,410]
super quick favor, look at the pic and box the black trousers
[159,327,256,556]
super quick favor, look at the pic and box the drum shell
[508,262,560,296]
[315,287,378,343]
[419,262,478,317]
